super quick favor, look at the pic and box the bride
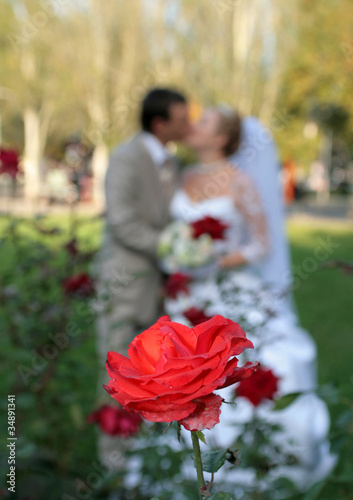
[164,105,336,495]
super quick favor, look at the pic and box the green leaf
[196,430,207,445]
[69,403,83,428]
[273,392,301,411]
[13,393,36,409]
[201,450,227,473]
[330,475,353,484]
[335,409,353,428]
[208,493,234,499]
[316,383,340,405]
[301,481,326,500]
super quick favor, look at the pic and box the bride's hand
[218,252,247,269]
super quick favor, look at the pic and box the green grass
[288,219,353,400]
[288,219,353,499]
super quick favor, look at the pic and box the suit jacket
[96,133,177,326]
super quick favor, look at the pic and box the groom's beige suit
[95,132,177,374]
[95,132,177,467]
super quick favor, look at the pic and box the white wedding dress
[165,168,336,496]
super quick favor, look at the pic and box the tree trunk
[318,131,332,203]
[91,141,108,211]
[232,0,259,111]
[23,106,42,200]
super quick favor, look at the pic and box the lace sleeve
[231,170,270,263]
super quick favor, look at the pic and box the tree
[275,0,353,168]
[1,0,77,200]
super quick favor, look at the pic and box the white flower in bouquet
[157,221,187,258]
[158,221,214,273]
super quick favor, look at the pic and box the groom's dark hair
[141,88,187,132]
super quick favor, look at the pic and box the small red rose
[104,315,258,431]
[87,404,141,437]
[342,263,353,275]
[65,238,79,256]
[164,272,191,299]
[0,148,20,178]
[236,367,279,407]
[62,272,95,297]
[183,307,213,326]
[191,216,229,240]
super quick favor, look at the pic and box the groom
[95,87,189,467]
[96,87,190,376]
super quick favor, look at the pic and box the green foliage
[208,493,234,500]
[0,215,102,497]
[272,392,301,411]
[197,430,207,445]
[202,450,228,474]
[0,216,352,499]
[310,103,349,134]
[0,214,196,499]
[202,449,239,474]
[276,0,353,166]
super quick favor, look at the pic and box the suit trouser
[92,253,163,468]
[95,298,157,470]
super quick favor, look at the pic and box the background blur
[0,0,353,209]
[1,1,353,500]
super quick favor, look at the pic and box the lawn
[288,218,353,499]
[288,219,353,401]
[1,214,352,499]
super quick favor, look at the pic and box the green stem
[191,431,206,498]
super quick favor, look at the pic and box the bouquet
[157,221,214,273]
[157,216,229,275]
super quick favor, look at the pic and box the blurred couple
[96,87,290,353]
[95,88,335,490]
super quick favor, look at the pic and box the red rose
[65,238,79,256]
[191,216,229,240]
[343,264,353,275]
[0,148,20,178]
[183,307,213,326]
[87,404,141,437]
[236,367,279,407]
[164,273,191,299]
[104,315,258,431]
[62,272,95,297]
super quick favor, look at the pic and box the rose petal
[217,360,260,389]
[104,371,157,402]
[194,315,229,351]
[179,393,224,431]
[130,327,162,370]
[162,321,198,353]
[128,400,197,423]
[106,351,132,373]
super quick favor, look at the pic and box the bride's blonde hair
[214,104,242,157]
